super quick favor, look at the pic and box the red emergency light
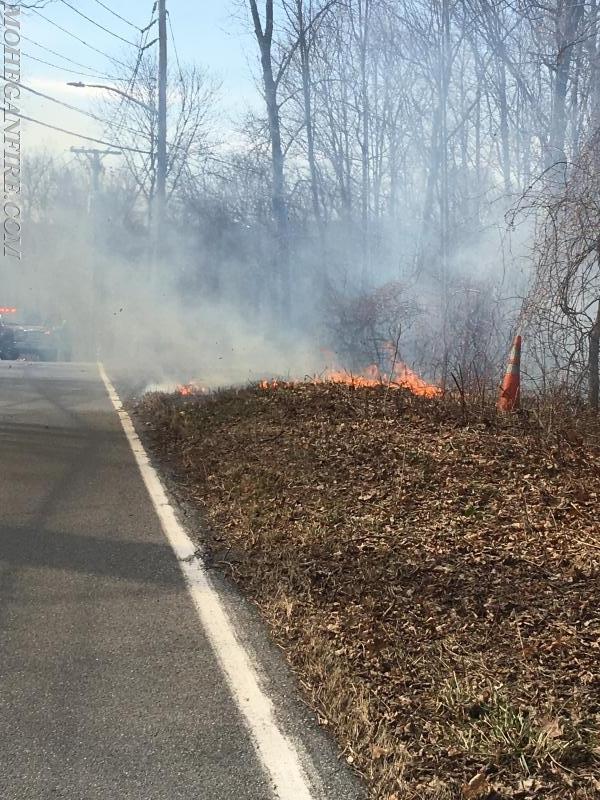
[0,307,16,314]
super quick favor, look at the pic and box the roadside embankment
[136,384,600,800]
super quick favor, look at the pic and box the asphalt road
[0,361,362,800]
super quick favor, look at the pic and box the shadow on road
[0,525,186,589]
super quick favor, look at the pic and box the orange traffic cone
[498,335,521,412]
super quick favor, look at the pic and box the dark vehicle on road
[13,323,59,361]
[0,311,72,361]
[0,318,18,360]
[12,322,72,361]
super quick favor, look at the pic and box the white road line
[98,363,317,800]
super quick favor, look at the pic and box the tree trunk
[589,301,600,411]
[249,0,290,313]
[590,0,600,127]
[351,0,371,287]
[547,0,584,168]
[296,0,323,237]
[498,60,511,192]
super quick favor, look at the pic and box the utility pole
[71,147,120,357]
[153,0,168,285]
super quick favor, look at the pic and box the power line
[14,81,156,141]
[21,34,121,77]
[89,0,142,31]
[25,5,153,164]
[105,7,156,145]
[22,51,123,82]
[58,0,140,46]
[167,11,184,85]
[122,22,153,104]
[31,9,131,69]
[5,111,151,153]
[97,4,208,163]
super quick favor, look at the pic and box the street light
[66,81,154,114]
[68,66,166,287]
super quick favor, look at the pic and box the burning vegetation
[137,382,600,800]
[177,383,209,396]
[259,361,441,398]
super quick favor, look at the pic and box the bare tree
[102,55,218,226]
[517,128,600,409]
[248,0,291,311]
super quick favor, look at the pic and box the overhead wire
[31,9,131,69]
[22,51,123,82]
[103,6,156,151]
[12,1,171,195]
[21,3,198,179]
[167,12,184,85]
[58,0,141,47]
[4,73,197,160]
[89,0,142,31]
[15,81,157,142]
[21,33,121,77]
[13,4,155,159]
[7,112,151,153]
[16,3,151,148]
[98,4,159,188]
[25,2,154,151]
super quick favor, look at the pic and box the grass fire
[259,361,441,398]
[136,381,600,800]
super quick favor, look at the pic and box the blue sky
[19,0,262,152]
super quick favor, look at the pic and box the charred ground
[135,384,600,800]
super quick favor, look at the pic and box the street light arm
[66,81,154,114]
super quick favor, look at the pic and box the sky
[17,0,261,155]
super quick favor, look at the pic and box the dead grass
[135,383,600,799]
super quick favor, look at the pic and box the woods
[16,0,600,402]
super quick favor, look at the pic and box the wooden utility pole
[72,148,120,200]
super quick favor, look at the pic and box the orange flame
[388,362,441,397]
[177,382,208,396]
[260,361,440,398]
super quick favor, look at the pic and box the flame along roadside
[177,362,440,399]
